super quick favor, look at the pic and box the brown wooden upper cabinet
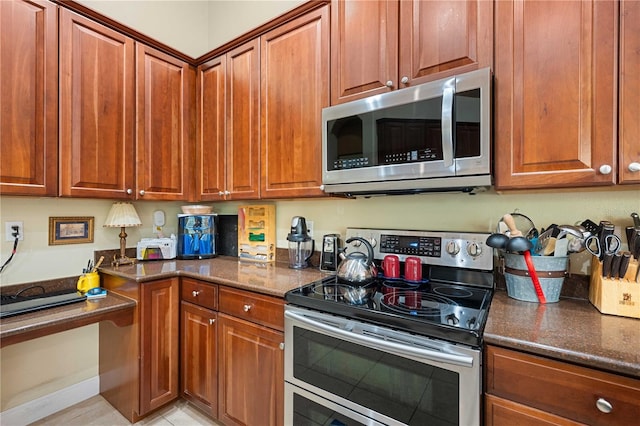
[197,39,260,201]
[0,0,58,196]
[136,44,195,201]
[330,0,493,105]
[260,5,329,198]
[619,0,640,185]
[494,0,622,190]
[59,9,194,200]
[59,8,136,199]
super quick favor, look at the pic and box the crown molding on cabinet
[53,0,329,67]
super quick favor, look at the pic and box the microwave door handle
[441,85,454,168]
[285,310,474,368]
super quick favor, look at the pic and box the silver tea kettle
[337,237,377,284]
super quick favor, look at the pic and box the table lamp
[104,202,142,266]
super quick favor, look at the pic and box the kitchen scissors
[585,234,622,259]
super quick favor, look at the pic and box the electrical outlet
[306,220,314,237]
[5,221,24,241]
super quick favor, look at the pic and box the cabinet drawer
[181,278,217,310]
[218,287,284,331]
[486,345,640,426]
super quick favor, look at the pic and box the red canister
[382,255,400,278]
[404,256,422,282]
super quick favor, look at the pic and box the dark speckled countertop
[98,256,328,298]
[485,291,640,379]
[4,256,639,381]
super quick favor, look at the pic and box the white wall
[76,0,306,58]
[207,0,305,49]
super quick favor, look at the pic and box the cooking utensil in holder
[589,255,640,319]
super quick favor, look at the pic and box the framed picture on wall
[49,216,94,245]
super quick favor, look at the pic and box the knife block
[589,256,640,319]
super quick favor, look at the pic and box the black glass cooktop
[285,275,493,347]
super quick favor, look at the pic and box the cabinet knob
[243,304,252,312]
[400,76,409,84]
[598,164,612,175]
[218,191,225,196]
[279,342,285,350]
[596,397,613,414]
[139,189,145,196]
[385,80,393,88]
[126,188,133,195]
[628,162,640,172]
[192,290,200,297]
[209,318,215,325]
[225,190,231,195]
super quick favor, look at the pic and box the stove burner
[381,291,456,317]
[432,285,474,299]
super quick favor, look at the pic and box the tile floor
[29,395,222,426]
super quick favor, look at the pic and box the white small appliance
[137,235,177,260]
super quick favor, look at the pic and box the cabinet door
[140,278,179,415]
[181,301,217,418]
[330,0,398,104]
[398,0,493,87]
[619,0,640,184]
[226,39,261,200]
[218,313,284,426]
[196,56,226,201]
[260,5,329,198]
[0,0,58,196]
[59,8,135,198]
[136,44,195,201]
[494,0,617,190]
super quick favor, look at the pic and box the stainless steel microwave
[322,67,492,196]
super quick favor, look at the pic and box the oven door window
[293,326,459,425]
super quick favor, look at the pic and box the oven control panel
[345,228,493,271]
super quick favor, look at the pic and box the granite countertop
[485,291,640,379]
[0,292,136,348]
[98,256,328,298]
[4,256,639,381]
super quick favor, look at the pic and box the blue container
[177,213,218,259]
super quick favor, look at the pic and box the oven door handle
[285,310,474,368]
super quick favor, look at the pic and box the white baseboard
[0,376,99,426]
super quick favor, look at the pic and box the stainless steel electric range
[284,227,494,426]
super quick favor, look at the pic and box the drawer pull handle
[243,304,252,312]
[192,290,200,297]
[596,398,613,414]
[209,319,215,325]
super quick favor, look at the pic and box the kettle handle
[345,237,374,265]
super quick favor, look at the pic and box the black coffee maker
[286,216,314,269]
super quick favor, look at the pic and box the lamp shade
[104,202,142,228]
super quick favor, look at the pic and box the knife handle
[619,252,631,280]
[610,253,622,279]
[602,254,614,278]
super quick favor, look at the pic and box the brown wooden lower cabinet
[100,276,180,423]
[180,300,218,418]
[485,345,640,426]
[178,280,285,426]
[217,313,284,426]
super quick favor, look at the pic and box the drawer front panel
[181,278,217,310]
[218,287,284,331]
[486,345,640,426]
